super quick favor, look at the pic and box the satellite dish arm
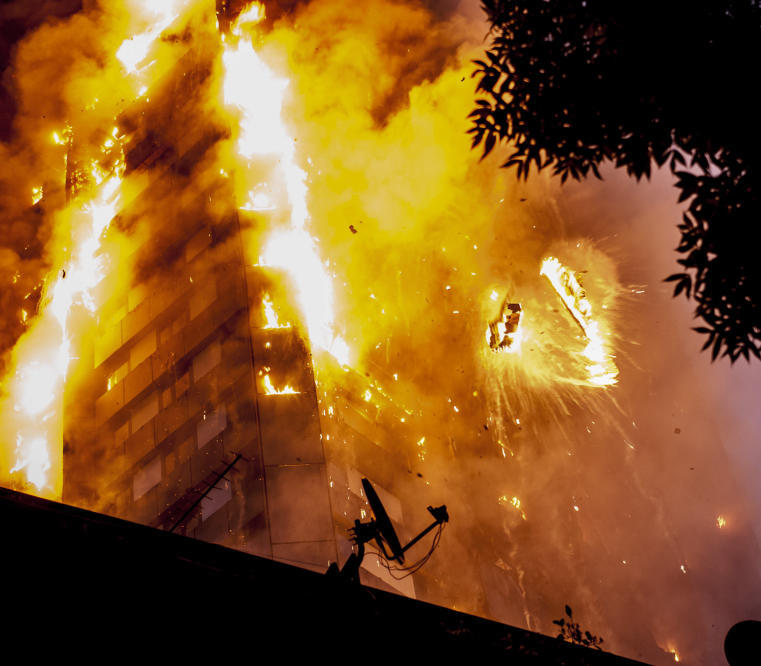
[373,537,397,562]
[398,504,448,557]
[329,479,449,582]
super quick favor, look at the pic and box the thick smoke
[0,0,159,374]
[255,1,761,664]
[1,1,759,664]
[0,1,81,373]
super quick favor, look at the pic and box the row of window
[98,224,212,353]
[104,277,218,395]
[123,338,222,443]
[132,402,228,503]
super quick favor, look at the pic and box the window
[159,325,172,347]
[114,420,129,448]
[185,227,212,262]
[133,457,161,501]
[176,372,190,398]
[201,479,232,520]
[197,405,226,449]
[128,283,149,312]
[107,361,129,392]
[94,321,122,368]
[130,330,157,368]
[131,391,158,432]
[192,340,221,381]
[104,304,126,329]
[189,280,217,319]
[172,310,188,336]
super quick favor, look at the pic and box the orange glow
[262,294,291,329]
[116,0,188,74]
[0,0,194,498]
[14,362,56,417]
[232,2,266,33]
[0,2,734,662]
[2,165,124,496]
[9,436,50,493]
[262,374,299,395]
[222,5,349,366]
[541,257,619,386]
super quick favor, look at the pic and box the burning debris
[261,373,299,395]
[540,257,591,333]
[486,298,523,353]
[540,257,618,387]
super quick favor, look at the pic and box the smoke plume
[0,2,759,665]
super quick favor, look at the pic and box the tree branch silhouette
[470,0,761,362]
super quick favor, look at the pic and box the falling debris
[540,257,618,386]
[486,297,523,353]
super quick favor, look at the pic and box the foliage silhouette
[470,0,761,362]
[553,605,605,650]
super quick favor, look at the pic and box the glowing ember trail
[222,3,349,366]
[540,257,618,386]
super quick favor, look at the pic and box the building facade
[62,9,338,573]
[62,3,423,595]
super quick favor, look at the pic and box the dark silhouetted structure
[1,485,647,663]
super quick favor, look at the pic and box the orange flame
[3,167,123,497]
[222,4,349,366]
[0,1,191,498]
[261,373,299,395]
[262,294,291,329]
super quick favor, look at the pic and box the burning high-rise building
[3,2,761,664]
[42,1,435,597]
[55,1,336,571]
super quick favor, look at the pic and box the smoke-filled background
[1,1,760,664]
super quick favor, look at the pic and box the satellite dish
[362,477,405,563]
[326,477,449,583]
